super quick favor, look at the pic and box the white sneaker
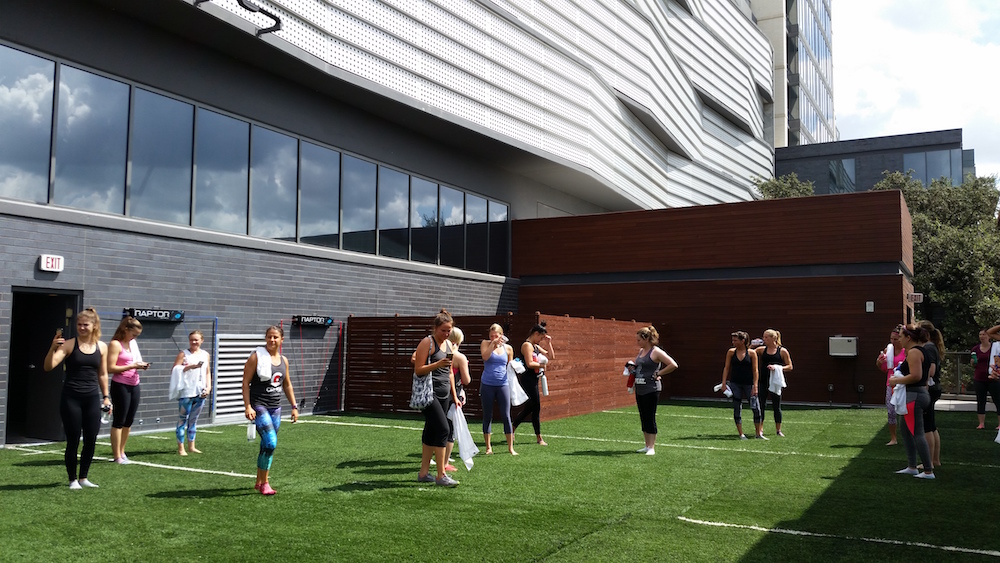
[914,472,936,480]
[635,447,649,453]
[756,434,769,441]
[645,448,656,456]
[69,480,82,490]
[429,459,436,466]
[895,467,919,475]
[79,479,99,488]
[739,434,749,440]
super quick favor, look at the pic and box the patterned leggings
[176,397,206,443]
[253,405,281,471]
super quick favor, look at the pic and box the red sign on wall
[40,254,64,272]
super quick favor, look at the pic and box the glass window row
[0,42,510,275]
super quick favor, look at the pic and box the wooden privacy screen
[345,313,649,421]
[513,190,915,406]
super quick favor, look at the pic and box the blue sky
[832,0,1000,183]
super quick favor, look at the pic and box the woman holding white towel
[171,330,211,455]
[754,329,792,438]
[107,316,150,464]
[877,325,906,445]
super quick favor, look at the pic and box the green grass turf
[1,401,998,562]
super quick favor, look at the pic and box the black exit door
[6,289,81,443]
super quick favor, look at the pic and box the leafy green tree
[753,173,815,199]
[871,171,1000,349]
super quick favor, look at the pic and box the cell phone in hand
[446,352,454,360]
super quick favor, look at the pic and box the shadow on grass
[730,410,1000,561]
[147,488,255,499]
[563,449,632,457]
[0,482,63,491]
[322,480,414,493]
[336,459,410,469]
[14,459,64,468]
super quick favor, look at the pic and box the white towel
[129,339,143,363]
[255,347,272,381]
[890,383,907,415]
[990,342,1000,376]
[447,404,479,470]
[768,365,786,396]
[508,367,529,406]
[995,427,1000,445]
[169,349,208,400]
[713,383,733,398]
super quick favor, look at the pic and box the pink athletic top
[112,341,140,386]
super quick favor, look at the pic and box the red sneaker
[444,464,458,472]
[260,483,276,495]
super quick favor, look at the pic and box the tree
[871,171,1000,349]
[752,173,815,199]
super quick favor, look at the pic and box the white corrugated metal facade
[198,0,774,209]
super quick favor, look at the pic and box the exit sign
[40,254,64,272]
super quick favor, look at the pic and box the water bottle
[100,404,112,425]
[246,422,256,441]
[540,372,549,396]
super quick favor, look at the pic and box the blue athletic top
[482,347,508,386]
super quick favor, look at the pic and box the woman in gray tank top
[632,326,678,456]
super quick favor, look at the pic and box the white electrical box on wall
[829,337,857,357]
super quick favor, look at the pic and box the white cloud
[833,0,1000,181]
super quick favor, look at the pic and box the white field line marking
[6,445,254,478]
[196,430,224,434]
[141,435,171,440]
[677,516,1000,558]
[302,418,1000,468]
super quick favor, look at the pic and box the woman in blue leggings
[242,326,298,495]
[480,323,516,455]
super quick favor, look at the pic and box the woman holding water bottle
[513,323,555,446]
[632,326,678,456]
[43,307,110,489]
[242,326,298,495]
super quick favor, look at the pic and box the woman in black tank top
[754,329,793,437]
[43,308,111,490]
[719,330,762,440]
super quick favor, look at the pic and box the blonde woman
[442,327,472,469]
[43,308,110,489]
[754,329,793,437]
[172,330,211,455]
[107,316,150,464]
[480,323,516,455]
[632,326,678,455]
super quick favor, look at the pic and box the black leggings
[110,381,140,428]
[974,380,1000,415]
[636,391,659,434]
[421,397,451,448]
[513,373,541,435]
[923,385,941,432]
[60,388,101,482]
[759,390,782,424]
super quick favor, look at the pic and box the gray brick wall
[0,212,518,443]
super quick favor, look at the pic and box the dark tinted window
[0,45,53,203]
[488,201,509,276]
[439,186,464,268]
[378,166,409,259]
[250,126,297,240]
[410,177,438,264]
[130,88,193,224]
[299,141,340,248]
[342,154,376,254]
[193,108,249,234]
[465,194,488,273]
[54,66,128,212]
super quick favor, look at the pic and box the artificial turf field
[1,401,998,562]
